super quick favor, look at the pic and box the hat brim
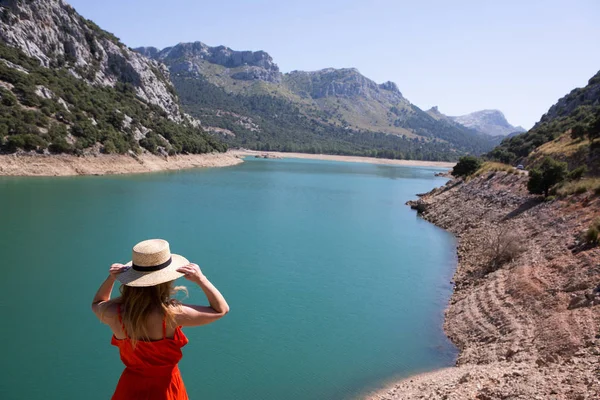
[116,253,189,287]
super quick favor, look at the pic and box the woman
[91,239,230,400]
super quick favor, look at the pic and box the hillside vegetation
[174,73,474,160]
[139,43,501,161]
[0,0,226,155]
[489,70,600,170]
[0,43,225,155]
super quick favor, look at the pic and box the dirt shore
[0,152,243,176]
[0,150,454,177]
[368,172,600,399]
[231,150,456,168]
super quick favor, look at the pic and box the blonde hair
[118,280,187,348]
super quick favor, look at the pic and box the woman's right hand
[177,263,205,283]
[108,263,130,281]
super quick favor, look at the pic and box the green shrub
[527,157,568,197]
[567,166,587,181]
[0,88,17,106]
[570,124,587,140]
[5,134,47,152]
[582,219,600,246]
[12,83,40,107]
[71,120,99,141]
[48,137,73,154]
[583,226,599,245]
[0,41,227,156]
[452,156,482,177]
[102,139,117,154]
[587,110,600,142]
[48,123,68,140]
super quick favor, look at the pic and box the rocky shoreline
[0,152,243,176]
[369,172,600,399]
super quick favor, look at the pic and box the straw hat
[116,239,189,287]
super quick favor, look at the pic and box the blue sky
[68,0,600,129]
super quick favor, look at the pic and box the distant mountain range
[0,0,515,162]
[136,42,503,160]
[426,107,525,137]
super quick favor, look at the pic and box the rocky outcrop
[376,172,600,399]
[425,106,448,121]
[450,109,526,136]
[0,0,181,117]
[285,68,407,103]
[136,42,282,83]
[536,70,600,128]
[378,81,401,94]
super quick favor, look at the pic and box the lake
[0,157,457,400]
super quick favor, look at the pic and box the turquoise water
[0,158,457,400]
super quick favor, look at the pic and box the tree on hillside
[451,156,482,177]
[587,110,600,142]
[570,124,587,141]
[527,157,568,197]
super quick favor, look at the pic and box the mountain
[448,109,525,137]
[0,0,225,155]
[136,42,282,84]
[425,106,452,122]
[137,42,501,161]
[489,70,600,173]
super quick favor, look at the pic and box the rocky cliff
[284,68,407,103]
[1,0,180,117]
[137,42,281,83]
[0,0,226,156]
[375,173,600,399]
[536,71,600,129]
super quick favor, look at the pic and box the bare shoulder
[102,300,121,316]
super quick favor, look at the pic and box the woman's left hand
[108,263,130,281]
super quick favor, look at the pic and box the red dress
[111,305,189,400]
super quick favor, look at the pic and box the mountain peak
[135,41,281,83]
[379,81,401,95]
[426,106,442,116]
[450,109,525,136]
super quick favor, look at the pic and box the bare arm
[175,263,230,327]
[91,263,128,323]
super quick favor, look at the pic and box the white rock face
[450,110,526,136]
[137,42,282,83]
[0,0,181,119]
[285,68,408,104]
